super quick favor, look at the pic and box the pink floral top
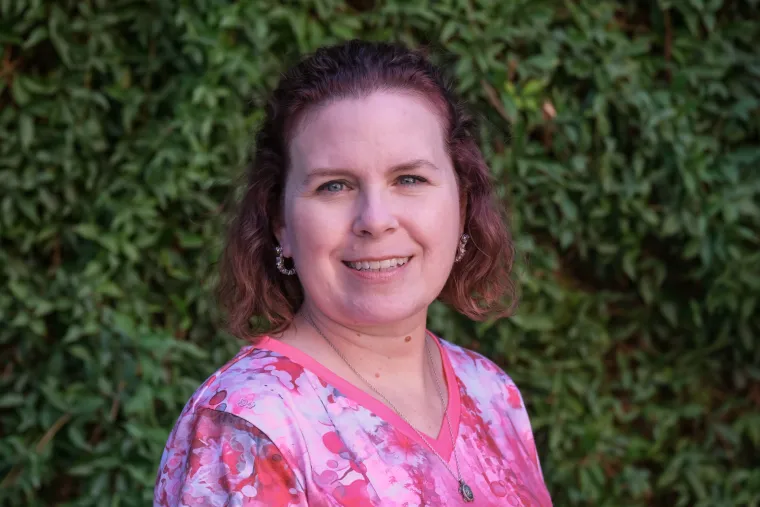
[154,334,552,506]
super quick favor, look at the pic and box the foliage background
[1,0,759,505]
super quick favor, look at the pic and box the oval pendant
[459,480,474,502]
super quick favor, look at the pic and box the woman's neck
[278,303,435,388]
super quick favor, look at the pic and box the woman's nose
[351,189,399,237]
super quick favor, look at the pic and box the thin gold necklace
[304,313,475,503]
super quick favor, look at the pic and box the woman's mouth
[342,256,411,272]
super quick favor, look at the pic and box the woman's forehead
[288,91,448,168]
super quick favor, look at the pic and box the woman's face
[277,91,463,329]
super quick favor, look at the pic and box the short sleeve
[503,379,545,480]
[154,407,308,507]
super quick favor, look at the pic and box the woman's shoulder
[439,336,528,408]
[439,336,543,474]
[156,342,312,505]
[181,340,309,423]
[439,336,513,381]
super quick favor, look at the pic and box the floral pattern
[154,334,552,506]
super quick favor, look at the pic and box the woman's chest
[297,398,549,506]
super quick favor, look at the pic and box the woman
[154,40,552,506]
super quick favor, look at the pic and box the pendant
[459,480,474,502]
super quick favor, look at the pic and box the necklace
[304,314,475,503]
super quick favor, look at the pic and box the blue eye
[317,181,347,193]
[398,175,427,185]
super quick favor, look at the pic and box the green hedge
[2,1,759,505]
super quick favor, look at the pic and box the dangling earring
[455,233,469,262]
[275,245,296,275]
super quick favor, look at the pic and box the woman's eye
[398,175,427,186]
[317,181,347,193]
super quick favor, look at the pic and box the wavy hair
[218,39,516,339]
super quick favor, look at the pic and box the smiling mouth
[342,257,411,272]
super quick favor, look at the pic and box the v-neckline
[254,332,462,462]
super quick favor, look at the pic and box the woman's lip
[342,257,412,281]
[342,255,413,263]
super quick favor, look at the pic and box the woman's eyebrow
[303,159,439,184]
[388,159,439,173]
[302,168,356,185]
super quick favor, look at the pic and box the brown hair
[218,39,516,339]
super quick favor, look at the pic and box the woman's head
[219,39,515,339]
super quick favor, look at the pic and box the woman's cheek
[292,203,346,254]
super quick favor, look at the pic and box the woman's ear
[459,192,468,235]
[274,225,293,257]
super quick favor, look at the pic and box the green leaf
[0,393,25,408]
[11,76,31,106]
[19,114,34,149]
[74,224,100,240]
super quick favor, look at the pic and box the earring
[275,246,296,275]
[455,233,469,262]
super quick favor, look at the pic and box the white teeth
[346,257,409,271]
